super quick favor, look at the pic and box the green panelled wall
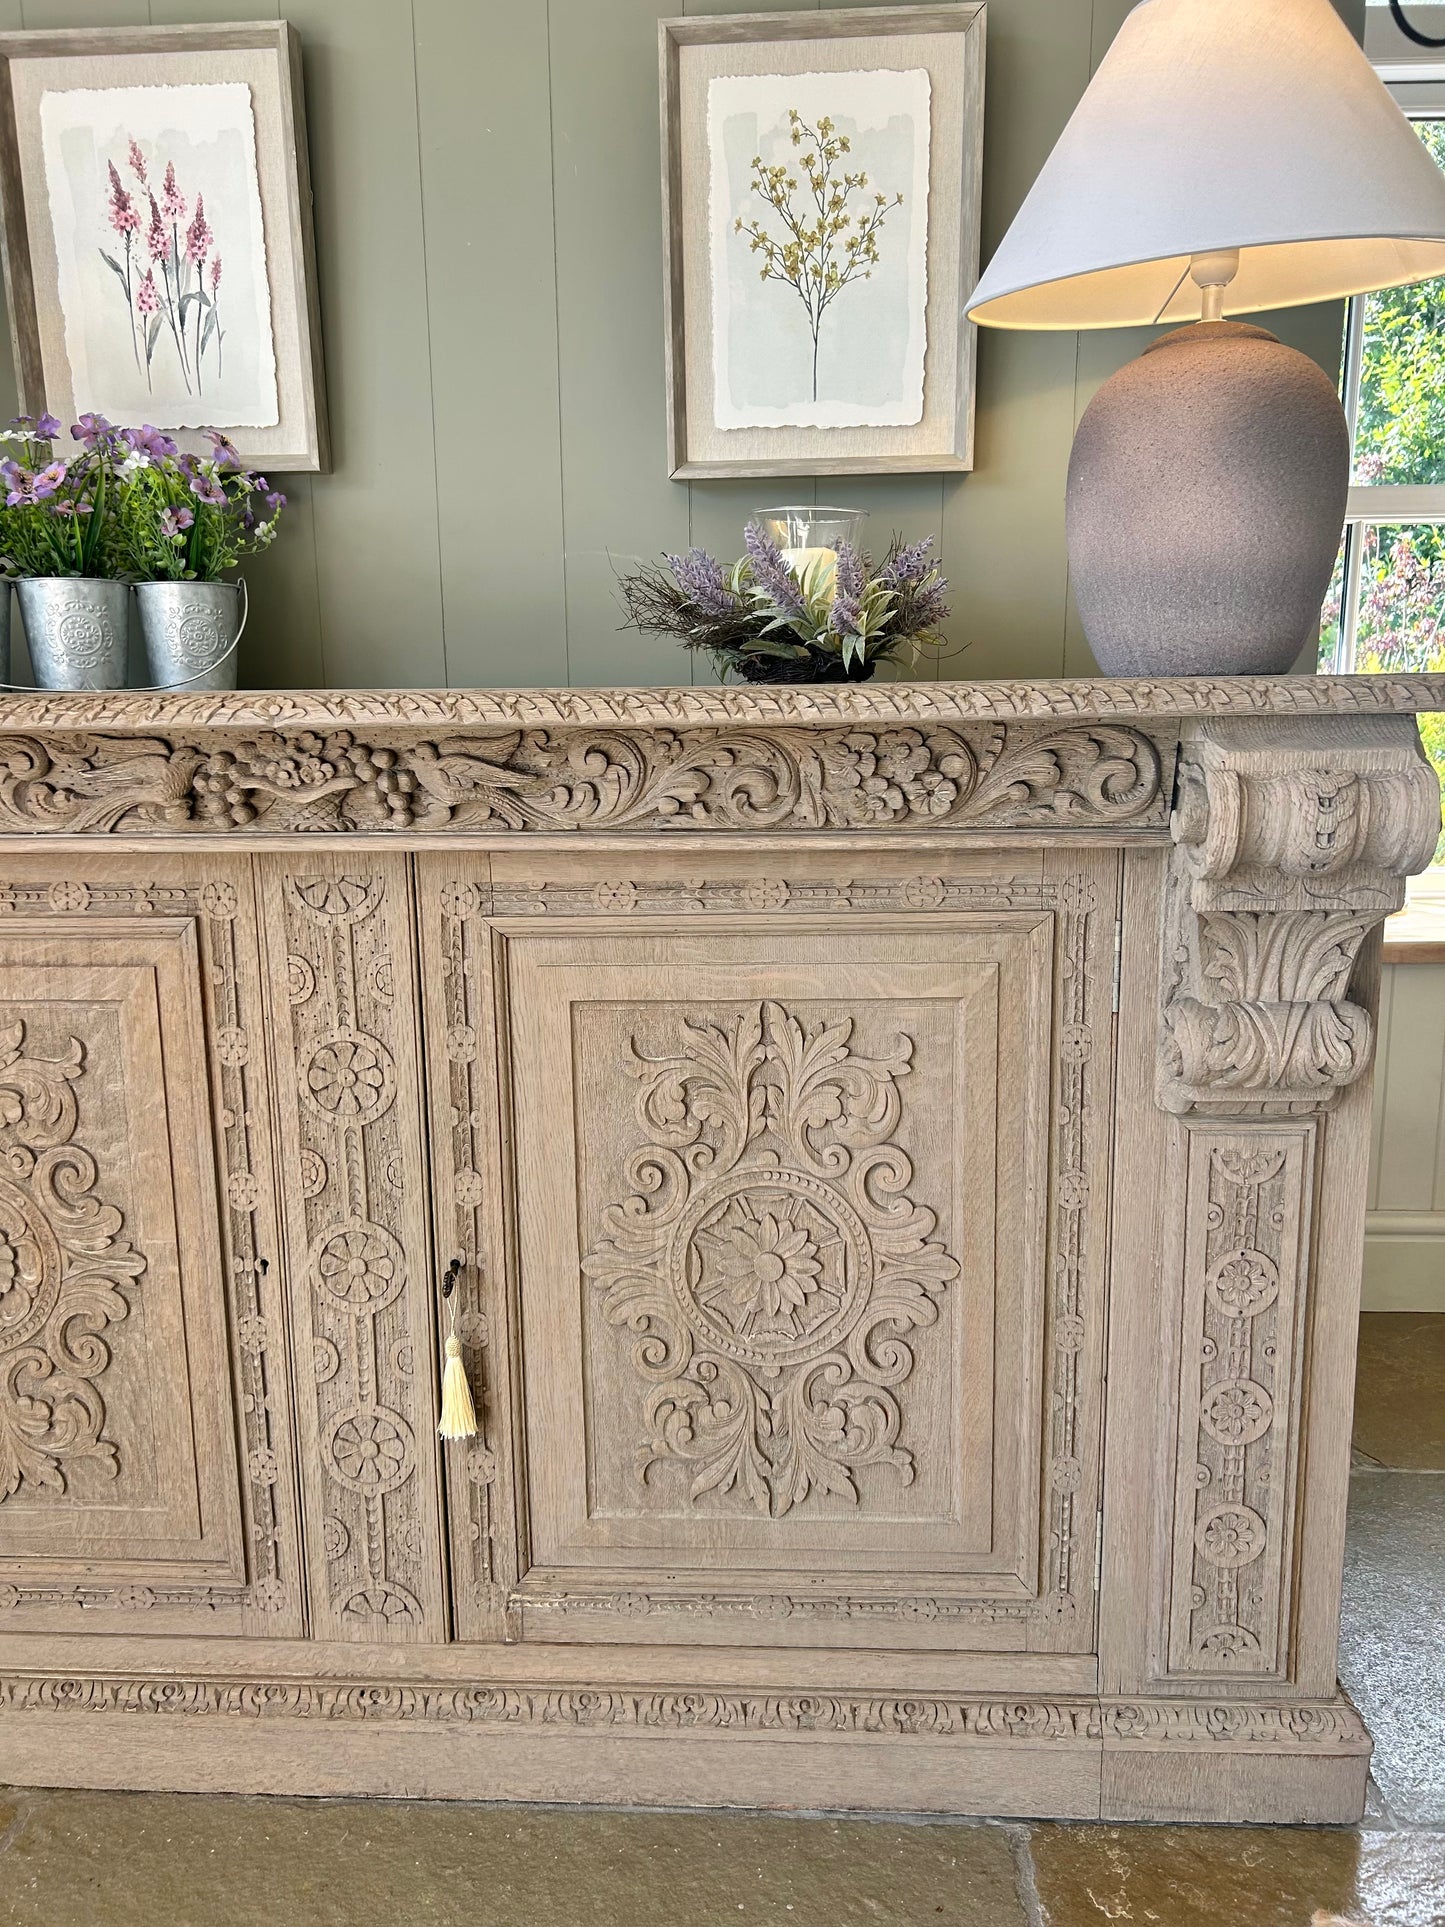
[0,0,1364,688]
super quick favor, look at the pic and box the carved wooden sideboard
[0,676,1437,1824]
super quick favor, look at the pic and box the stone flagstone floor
[0,1312,1441,1927]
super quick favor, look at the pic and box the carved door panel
[257,856,448,1643]
[0,855,303,1636]
[438,852,1116,1653]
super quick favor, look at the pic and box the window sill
[1385,873,1445,961]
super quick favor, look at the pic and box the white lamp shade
[967,0,1445,329]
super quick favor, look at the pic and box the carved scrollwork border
[0,673,1438,733]
[0,723,1167,837]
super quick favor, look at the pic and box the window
[1329,20,1445,894]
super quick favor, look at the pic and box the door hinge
[1094,1508,1105,1595]
[1110,917,1123,1013]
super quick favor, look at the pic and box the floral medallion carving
[0,1021,144,1502]
[1169,1131,1309,1677]
[582,1001,958,1517]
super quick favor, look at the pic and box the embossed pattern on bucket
[136,580,243,691]
[16,579,129,690]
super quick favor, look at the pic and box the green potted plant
[619,521,951,683]
[0,413,127,690]
[112,427,284,691]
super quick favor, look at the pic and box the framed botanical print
[660,4,984,480]
[0,21,328,473]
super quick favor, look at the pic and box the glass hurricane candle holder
[753,505,867,602]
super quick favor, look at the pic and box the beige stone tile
[0,1793,1028,1927]
[1342,1471,1445,1825]
[1029,1822,1445,1927]
[1353,1315,1445,1470]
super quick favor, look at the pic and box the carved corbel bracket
[1158,717,1441,1115]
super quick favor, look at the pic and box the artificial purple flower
[877,535,935,587]
[187,467,227,507]
[743,520,807,620]
[203,430,242,470]
[160,506,194,539]
[665,547,738,618]
[31,461,68,500]
[106,161,140,237]
[34,414,61,441]
[122,424,178,461]
[72,413,117,451]
[264,490,286,513]
[2,462,32,507]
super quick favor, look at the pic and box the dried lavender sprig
[743,519,808,620]
[828,540,867,636]
[877,534,935,587]
[665,546,742,619]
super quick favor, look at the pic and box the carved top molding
[0,674,1440,735]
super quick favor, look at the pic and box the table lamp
[966,0,1445,677]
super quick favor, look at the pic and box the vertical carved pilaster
[1154,716,1439,1682]
[260,858,446,1643]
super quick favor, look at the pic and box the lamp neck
[1189,248,1241,323]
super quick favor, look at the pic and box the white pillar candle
[780,545,838,602]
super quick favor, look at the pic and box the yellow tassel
[438,1332,477,1440]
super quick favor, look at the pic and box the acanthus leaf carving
[581,1000,959,1518]
[0,1021,144,1503]
[1158,718,1440,1116]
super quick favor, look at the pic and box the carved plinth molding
[0,1668,1371,1754]
[1158,717,1441,1118]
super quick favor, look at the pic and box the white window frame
[1334,10,1445,670]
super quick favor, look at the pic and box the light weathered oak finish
[0,678,1436,1825]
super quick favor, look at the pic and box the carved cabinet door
[425,851,1117,1654]
[0,856,303,1636]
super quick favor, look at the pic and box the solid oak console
[0,675,1438,1824]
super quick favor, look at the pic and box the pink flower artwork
[99,142,226,399]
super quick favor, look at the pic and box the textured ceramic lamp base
[1067,321,1350,677]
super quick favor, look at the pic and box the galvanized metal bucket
[0,581,11,687]
[135,579,245,692]
[17,578,129,690]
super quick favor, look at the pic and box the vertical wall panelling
[0,0,1361,688]
[414,0,567,687]
[936,0,1092,681]
[275,0,445,686]
[137,0,325,689]
[548,0,691,685]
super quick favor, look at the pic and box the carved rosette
[0,722,1164,836]
[0,1022,143,1503]
[582,1000,959,1518]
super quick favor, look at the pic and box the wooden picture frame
[0,21,328,474]
[660,4,984,481]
